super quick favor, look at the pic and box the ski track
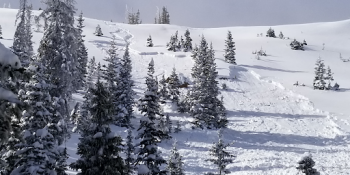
[77,22,350,175]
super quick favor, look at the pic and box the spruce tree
[135,59,168,174]
[125,129,135,175]
[296,154,320,175]
[116,45,135,128]
[0,25,2,39]
[174,121,181,133]
[94,24,103,36]
[25,3,33,59]
[206,129,235,175]
[147,35,154,47]
[279,31,284,39]
[325,66,334,90]
[167,35,177,52]
[223,31,236,64]
[13,0,31,67]
[166,141,185,175]
[188,36,227,129]
[167,67,181,103]
[70,80,125,175]
[158,75,169,101]
[266,27,276,37]
[183,29,192,52]
[86,56,97,90]
[165,113,172,134]
[313,58,326,90]
[76,11,88,90]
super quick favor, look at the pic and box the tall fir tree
[70,80,126,175]
[223,31,236,64]
[313,58,326,90]
[206,129,235,175]
[188,36,227,129]
[94,24,103,36]
[135,59,168,174]
[325,66,334,89]
[166,141,185,175]
[76,11,88,90]
[158,75,169,101]
[116,45,135,128]
[125,129,135,175]
[86,56,97,90]
[167,67,181,104]
[25,3,33,59]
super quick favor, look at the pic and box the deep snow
[1,7,350,174]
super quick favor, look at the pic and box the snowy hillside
[1,7,350,174]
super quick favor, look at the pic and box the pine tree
[25,3,33,59]
[206,129,235,175]
[188,36,227,129]
[223,31,236,64]
[125,129,135,175]
[183,29,192,52]
[147,35,154,47]
[135,59,168,174]
[165,114,172,134]
[167,67,181,103]
[296,154,320,175]
[313,58,326,90]
[156,6,170,24]
[70,80,125,175]
[325,66,334,90]
[0,25,2,39]
[13,0,31,67]
[86,56,97,90]
[76,11,88,90]
[116,45,135,128]
[0,132,20,174]
[266,27,276,37]
[128,9,142,24]
[166,141,185,175]
[279,31,284,39]
[94,24,103,36]
[158,75,169,101]
[174,121,181,133]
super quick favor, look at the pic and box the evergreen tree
[125,129,135,175]
[116,45,135,128]
[183,29,193,52]
[156,6,170,24]
[86,56,97,90]
[25,3,33,59]
[158,75,169,101]
[296,154,320,175]
[303,39,308,45]
[166,141,185,175]
[313,58,326,90]
[76,11,88,90]
[94,24,103,36]
[290,39,304,50]
[188,36,227,129]
[223,31,236,64]
[135,59,168,174]
[174,121,181,133]
[70,80,125,175]
[0,25,2,39]
[266,27,276,37]
[206,129,235,175]
[128,9,142,24]
[167,35,177,52]
[13,0,31,67]
[278,31,284,39]
[147,35,154,47]
[0,132,20,174]
[165,114,172,134]
[167,67,181,103]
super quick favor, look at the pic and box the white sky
[2,0,350,28]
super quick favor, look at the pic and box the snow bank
[0,42,21,69]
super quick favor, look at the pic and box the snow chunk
[107,132,116,139]
[36,127,48,138]
[0,42,21,69]
[93,132,103,138]
[33,141,43,149]
[138,164,149,174]
[0,87,19,103]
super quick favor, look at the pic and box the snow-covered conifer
[94,24,103,36]
[188,36,226,129]
[266,27,276,37]
[183,29,192,52]
[86,56,97,90]
[70,80,125,174]
[0,25,2,39]
[125,129,136,175]
[174,121,181,133]
[165,113,172,134]
[206,129,235,175]
[166,141,185,175]
[167,67,181,103]
[75,11,88,90]
[290,39,304,50]
[296,154,320,175]
[167,35,177,52]
[223,31,236,64]
[313,58,326,90]
[116,45,135,128]
[147,35,154,47]
[279,31,284,39]
[135,59,168,174]
[158,74,169,101]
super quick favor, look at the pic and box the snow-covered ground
[1,7,350,174]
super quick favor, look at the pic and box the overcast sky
[2,0,350,28]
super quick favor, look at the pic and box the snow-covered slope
[1,8,350,174]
